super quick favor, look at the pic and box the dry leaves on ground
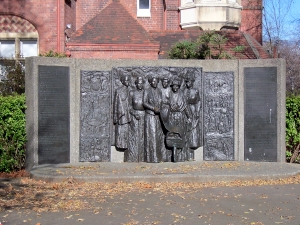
[1,174,300,212]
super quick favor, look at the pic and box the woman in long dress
[161,79,191,162]
[184,76,201,160]
[126,76,145,162]
[143,76,163,163]
[113,74,131,149]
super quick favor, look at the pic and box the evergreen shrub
[0,94,26,172]
[286,95,300,163]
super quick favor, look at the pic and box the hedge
[0,94,26,172]
[286,95,300,163]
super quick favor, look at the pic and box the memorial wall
[25,58,286,170]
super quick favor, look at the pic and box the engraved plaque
[80,71,111,161]
[244,67,277,161]
[203,72,234,161]
[38,66,70,164]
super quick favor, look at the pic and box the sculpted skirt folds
[114,87,131,149]
[144,113,163,163]
[186,104,201,148]
[115,122,129,149]
[125,111,145,162]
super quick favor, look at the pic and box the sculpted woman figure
[184,74,201,160]
[126,76,146,162]
[161,78,191,162]
[113,74,131,150]
[143,75,163,163]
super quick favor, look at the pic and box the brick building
[0,0,269,60]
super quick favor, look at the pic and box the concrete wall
[180,1,242,30]
[25,57,286,170]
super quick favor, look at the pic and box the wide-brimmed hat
[135,76,144,84]
[171,79,181,86]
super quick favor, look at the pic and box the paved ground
[1,183,300,225]
[29,161,300,183]
[1,162,300,225]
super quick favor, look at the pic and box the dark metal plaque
[80,71,111,161]
[38,66,70,164]
[244,67,277,161]
[203,72,234,161]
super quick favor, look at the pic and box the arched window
[0,15,38,59]
[0,16,38,80]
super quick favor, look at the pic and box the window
[20,40,38,57]
[137,0,151,17]
[0,40,15,58]
[0,39,38,59]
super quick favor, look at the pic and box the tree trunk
[290,143,300,163]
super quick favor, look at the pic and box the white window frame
[137,0,151,17]
[20,39,38,57]
[0,33,38,59]
[0,40,15,58]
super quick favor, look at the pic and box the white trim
[0,40,15,58]
[20,39,38,57]
[137,0,151,17]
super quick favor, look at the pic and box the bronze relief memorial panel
[203,72,234,161]
[112,66,203,162]
[80,66,204,162]
[26,58,285,168]
[80,71,111,162]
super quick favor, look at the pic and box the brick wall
[0,15,37,33]
[124,0,165,31]
[0,0,67,54]
[69,49,158,60]
[165,0,180,30]
[65,0,76,32]
[76,0,166,32]
[166,10,180,30]
[0,0,263,59]
[240,0,263,44]
[76,0,110,30]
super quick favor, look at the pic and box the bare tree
[279,40,300,95]
[263,0,293,54]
